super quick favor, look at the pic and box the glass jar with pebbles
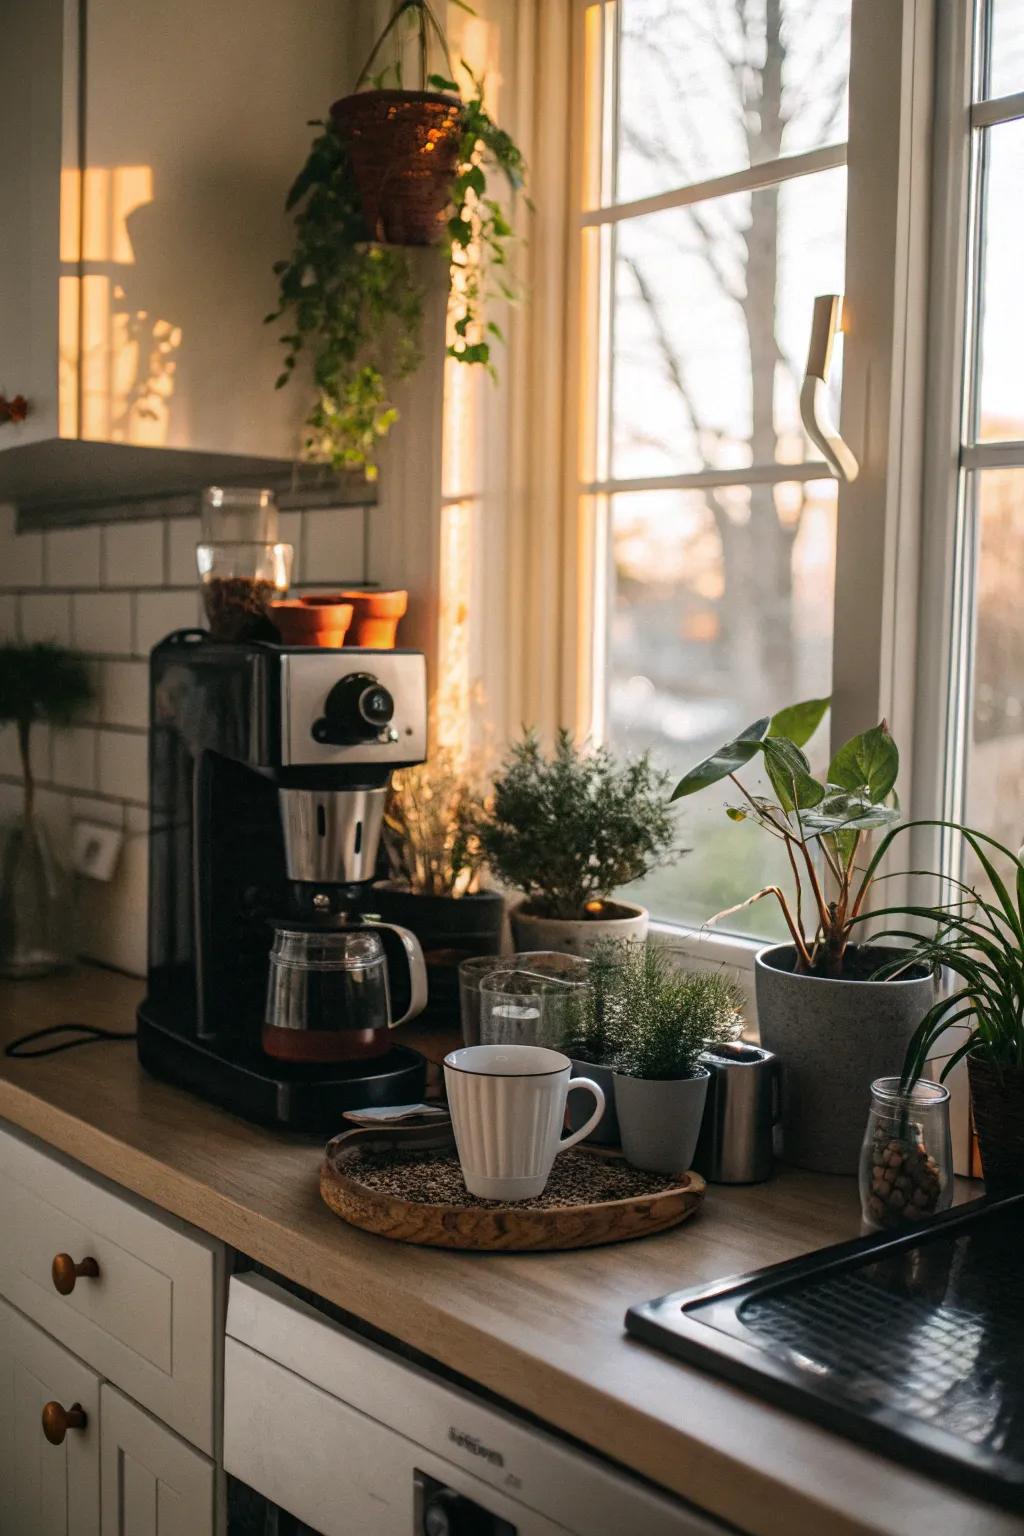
[859,1077,953,1231]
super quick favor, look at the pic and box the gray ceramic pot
[568,1060,619,1146]
[613,1068,709,1174]
[755,943,935,1175]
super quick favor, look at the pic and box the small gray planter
[568,1060,620,1146]
[755,943,935,1175]
[613,1068,710,1174]
[510,899,648,956]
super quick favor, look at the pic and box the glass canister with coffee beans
[859,1077,954,1230]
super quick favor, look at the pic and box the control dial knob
[313,672,395,746]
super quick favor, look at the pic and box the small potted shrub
[672,698,934,1174]
[609,943,743,1174]
[0,642,94,977]
[884,822,1024,1193]
[268,0,527,478]
[373,746,503,1021]
[468,730,677,955]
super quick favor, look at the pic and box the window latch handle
[800,294,859,483]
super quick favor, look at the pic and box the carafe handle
[363,921,429,1027]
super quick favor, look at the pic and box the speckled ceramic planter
[613,1069,710,1174]
[510,900,648,956]
[755,943,935,1175]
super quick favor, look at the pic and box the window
[576,0,853,938]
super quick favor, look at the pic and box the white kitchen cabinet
[0,0,362,510]
[100,1385,215,1536]
[0,1296,101,1536]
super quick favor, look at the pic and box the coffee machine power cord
[4,1023,136,1058]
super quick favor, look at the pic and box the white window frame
[559,0,937,978]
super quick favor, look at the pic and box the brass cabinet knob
[41,1401,87,1445]
[51,1253,100,1295]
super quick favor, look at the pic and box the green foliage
[266,126,423,481]
[563,941,742,1080]
[852,821,1024,1084]
[469,730,677,919]
[0,642,94,818]
[670,699,903,977]
[268,2,526,479]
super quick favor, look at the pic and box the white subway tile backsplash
[125,803,150,834]
[51,726,98,792]
[167,516,201,586]
[0,593,17,636]
[278,511,304,582]
[45,526,102,588]
[133,588,199,655]
[103,520,165,587]
[0,724,22,779]
[304,508,365,585]
[100,659,148,728]
[20,593,72,645]
[97,729,148,802]
[70,794,125,829]
[0,505,44,588]
[72,591,133,654]
[33,785,72,844]
[76,831,148,976]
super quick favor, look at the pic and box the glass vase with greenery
[268,0,526,480]
[0,642,94,977]
[467,730,677,926]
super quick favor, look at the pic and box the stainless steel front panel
[279,651,427,767]
[279,787,387,884]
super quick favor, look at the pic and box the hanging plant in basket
[267,0,526,479]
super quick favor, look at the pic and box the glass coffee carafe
[263,922,426,1064]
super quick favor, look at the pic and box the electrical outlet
[72,820,124,882]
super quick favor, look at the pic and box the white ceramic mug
[443,1044,606,1201]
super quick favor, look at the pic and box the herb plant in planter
[877,822,1024,1193]
[672,698,934,1174]
[0,642,94,977]
[268,0,527,479]
[469,730,677,955]
[601,943,741,1174]
[561,942,629,1146]
[375,746,502,1021]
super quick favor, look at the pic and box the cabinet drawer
[100,1385,216,1536]
[0,1295,101,1536]
[0,1122,223,1456]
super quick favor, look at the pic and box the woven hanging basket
[330,88,463,246]
[967,1052,1024,1192]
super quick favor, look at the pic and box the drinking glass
[478,966,589,1050]
[458,952,590,1045]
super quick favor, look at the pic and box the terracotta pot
[330,89,463,246]
[509,899,648,956]
[305,589,408,649]
[271,599,352,649]
[967,1052,1024,1192]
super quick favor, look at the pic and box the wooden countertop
[0,966,1011,1536]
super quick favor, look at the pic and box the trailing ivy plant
[267,2,526,480]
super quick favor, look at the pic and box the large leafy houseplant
[671,696,903,979]
[268,0,526,479]
[671,697,937,1175]
[469,730,677,932]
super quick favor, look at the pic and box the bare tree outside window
[592,0,851,931]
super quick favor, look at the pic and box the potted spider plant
[268,0,527,478]
[0,642,94,977]
[874,822,1024,1193]
[672,699,934,1174]
[373,746,503,1021]
[466,730,678,955]
[604,942,742,1175]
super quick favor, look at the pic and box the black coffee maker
[136,629,430,1130]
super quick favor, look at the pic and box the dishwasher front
[224,1273,735,1536]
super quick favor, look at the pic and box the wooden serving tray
[320,1123,705,1251]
